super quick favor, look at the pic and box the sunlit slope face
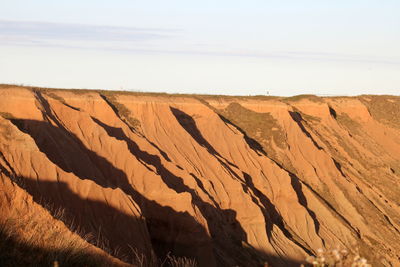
[0,85,399,267]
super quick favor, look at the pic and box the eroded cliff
[0,85,399,266]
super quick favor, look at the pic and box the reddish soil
[0,86,399,266]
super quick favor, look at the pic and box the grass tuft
[0,201,110,266]
[303,248,371,267]
[359,95,400,129]
[219,102,287,154]
[101,93,141,130]
[284,94,324,103]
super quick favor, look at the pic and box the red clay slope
[0,86,399,266]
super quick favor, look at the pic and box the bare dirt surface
[0,85,399,266]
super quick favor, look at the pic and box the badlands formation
[0,85,399,266]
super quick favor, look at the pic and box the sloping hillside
[0,85,399,266]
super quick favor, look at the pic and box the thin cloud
[1,20,399,66]
[0,20,176,43]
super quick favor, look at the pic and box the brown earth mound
[0,85,399,266]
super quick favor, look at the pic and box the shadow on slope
[170,107,316,255]
[8,116,304,267]
[288,111,323,150]
[0,210,303,267]
[0,228,109,267]
[10,118,213,265]
[90,118,265,266]
[18,177,150,263]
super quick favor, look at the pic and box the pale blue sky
[1,1,399,95]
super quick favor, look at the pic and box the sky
[0,1,399,96]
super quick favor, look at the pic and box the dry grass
[130,250,197,267]
[0,112,15,120]
[291,107,321,123]
[0,202,199,267]
[0,173,198,267]
[100,93,141,130]
[0,172,121,266]
[219,102,287,153]
[335,113,361,135]
[0,116,16,141]
[284,94,324,103]
[0,83,307,102]
[0,201,110,267]
[164,253,197,267]
[303,248,371,267]
[43,92,67,105]
[359,95,400,129]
